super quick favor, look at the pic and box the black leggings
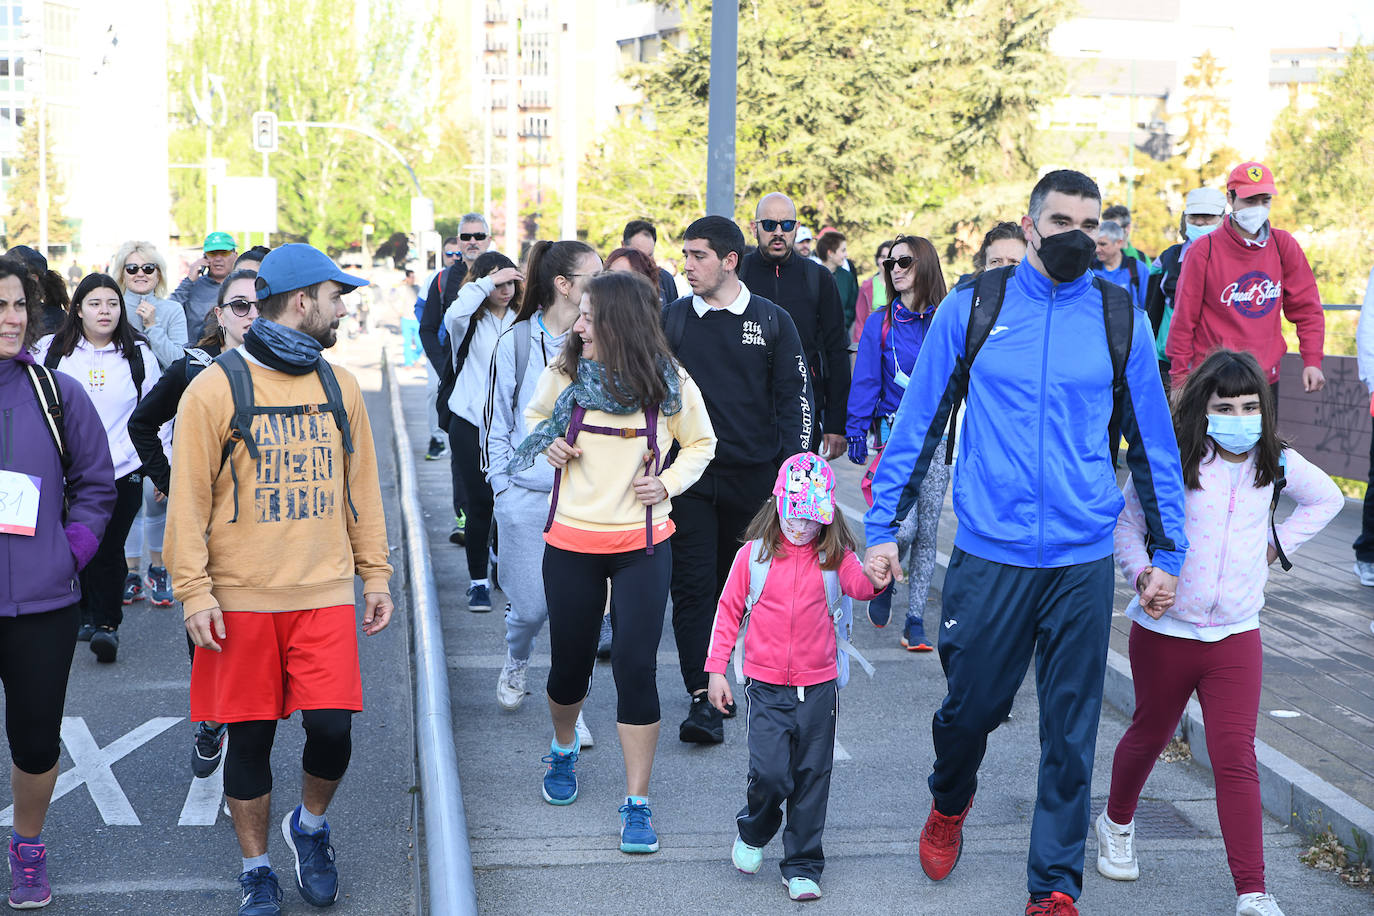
[80,472,144,629]
[0,604,79,774]
[543,542,671,726]
[223,710,354,801]
[449,416,494,581]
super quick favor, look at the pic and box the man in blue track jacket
[862,170,1189,914]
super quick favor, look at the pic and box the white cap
[795,226,814,243]
[1184,188,1226,216]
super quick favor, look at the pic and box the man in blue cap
[172,231,238,338]
[165,243,394,916]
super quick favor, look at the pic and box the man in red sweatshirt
[1166,161,1326,397]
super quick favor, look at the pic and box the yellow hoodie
[166,356,393,619]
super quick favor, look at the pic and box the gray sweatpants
[738,678,838,882]
[895,456,950,623]
[494,484,553,661]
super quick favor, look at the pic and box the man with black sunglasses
[741,192,850,461]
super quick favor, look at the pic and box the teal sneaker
[732,835,763,874]
[618,799,659,853]
[540,742,578,805]
[785,876,822,901]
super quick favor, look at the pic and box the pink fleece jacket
[705,540,878,687]
[1115,446,1341,632]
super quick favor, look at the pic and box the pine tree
[3,113,72,247]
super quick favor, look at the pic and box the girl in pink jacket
[1097,349,1341,916]
[705,452,878,902]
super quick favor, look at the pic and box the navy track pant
[930,548,1113,900]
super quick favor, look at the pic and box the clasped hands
[1134,566,1179,619]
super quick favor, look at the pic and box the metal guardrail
[384,355,478,916]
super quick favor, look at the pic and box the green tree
[3,114,73,247]
[579,0,1072,268]
[1177,51,1238,186]
[169,0,472,253]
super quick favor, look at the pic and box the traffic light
[252,111,278,154]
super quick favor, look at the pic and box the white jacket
[443,276,516,428]
[32,334,161,478]
[482,316,568,495]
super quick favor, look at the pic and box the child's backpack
[731,539,875,689]
[1270,452,1291,571]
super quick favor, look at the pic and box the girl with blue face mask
[1097,349,1342,916]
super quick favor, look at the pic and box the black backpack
[944,266,1135,468]
[433,264,480,431]
[215,349,357,524]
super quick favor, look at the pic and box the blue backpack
[731,539,875,689]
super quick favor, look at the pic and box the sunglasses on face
[882,256,915,271]
[124,263,158,275]
[224,297,257,317]
[442,251,461,259]
[460,232,488,242]
[758,219,797,233]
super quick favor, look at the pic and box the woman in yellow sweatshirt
[509,270,716,855]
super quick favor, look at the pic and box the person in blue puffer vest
[860,170,1189,916]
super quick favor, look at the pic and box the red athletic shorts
[189,605,363,723]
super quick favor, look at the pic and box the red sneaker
[1026,891,1078,915]
[918,796,973,881]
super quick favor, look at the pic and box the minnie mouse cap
[773,452,835,524]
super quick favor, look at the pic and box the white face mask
[780,516,821,546]
[1231,204,1270,235]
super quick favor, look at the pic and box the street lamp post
[705,0,739,218]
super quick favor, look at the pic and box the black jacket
[739,250,850,436]
[128,343,223,496]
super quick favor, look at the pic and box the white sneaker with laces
[1354,561,1374,587]
[496,655,529,710]
[1236,892,1285,916]
[1095,810,1138,880]
[574,711,594,749]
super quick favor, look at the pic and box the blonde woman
[113,241,187,371]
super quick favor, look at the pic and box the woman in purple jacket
[0,255,116,909]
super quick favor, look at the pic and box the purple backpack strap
[643,404,660,554]
[544,404,587,534]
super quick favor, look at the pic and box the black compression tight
[223,710,354,800]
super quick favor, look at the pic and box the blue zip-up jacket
[863,263,1189,573]
[845,303,935,440]
[1092,257,1150,310]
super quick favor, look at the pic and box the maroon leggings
[1107,623,1265,895]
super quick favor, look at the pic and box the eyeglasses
[758,219,797,233]
[223,297,257,317]
[882,256,915,271]
[460,232,488,242]
[124,263,158,275]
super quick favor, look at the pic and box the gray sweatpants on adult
[494,484,552,661]
[894,456,950,623]
[738,678,838,882]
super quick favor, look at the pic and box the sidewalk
[395,368,1372,914]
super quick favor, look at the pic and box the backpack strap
[944,265,1012,463]
[818,552,875,685]
[42,346,61,371]
[512,320,533,408]
[24,364,69,476]
[314,358,358,523]
[1095,277,1135,469]
[1270,452,1292,571]
[733,539,770,686]
[216,349,258,524]
[129,344,145,402]
[642,404,660,555]
[544,403,587,534]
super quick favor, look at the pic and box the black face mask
[1033,226,1095,283]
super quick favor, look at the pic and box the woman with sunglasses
[844,236,951,651]
[33,274,161,664]
[128,268,257,778]
[113,241,189,608]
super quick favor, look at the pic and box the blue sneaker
[541,744,579,805]
[237,866,282,916]
[901,616,933,652]
[281,806,338,907]
[867,585,893,627]
[619,799,659,853]
[467,583,492,613]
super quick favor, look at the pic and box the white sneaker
[1236,892,1285,916]
[1354,561,1374,587]
[496,655,529,710]
[574,711,594,749]
[1095,810,1138,880]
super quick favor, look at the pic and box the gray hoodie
[124,289,189,370]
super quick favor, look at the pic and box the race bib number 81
[0,470,42,536]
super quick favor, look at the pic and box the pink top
[1114,446,1341,639]
[705,540,878,687]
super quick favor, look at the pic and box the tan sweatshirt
[524,365,716,533]
[166,356,393,619]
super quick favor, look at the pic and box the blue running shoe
[541,744,578,805]
[467,583,492,613]
[867,585,893,628]
[281,807,338,907]
[237,866,282,916]
[901,616,933,652]
[619,799,659,853]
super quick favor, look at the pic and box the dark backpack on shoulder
[433,265,480,431]
[215,349,357,524]
[944,266,1135,467]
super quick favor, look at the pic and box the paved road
[0,339,418,915]
[395,364,1372,915]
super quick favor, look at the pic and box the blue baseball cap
[255,243,368,298]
